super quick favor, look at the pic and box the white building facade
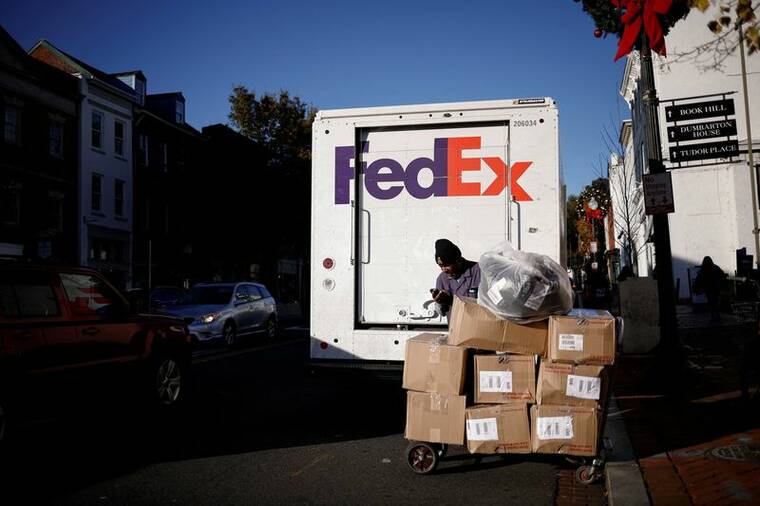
[619,6,759,299]
[30,41,136,288]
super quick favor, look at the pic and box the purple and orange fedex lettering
[333,137,533,204]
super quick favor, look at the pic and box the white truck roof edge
[314,97,556,121]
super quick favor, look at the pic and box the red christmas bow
[611,0,672,61]
[585,206,603,222]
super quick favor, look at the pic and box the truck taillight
[323,257,334,270]
[319,341,328,350]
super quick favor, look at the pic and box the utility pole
[737,21,760,268]
[639,32,679,356]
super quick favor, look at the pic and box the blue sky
[2,0,629,195]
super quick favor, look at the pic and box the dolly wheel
[575,465,597,485]
[406,443,440,474]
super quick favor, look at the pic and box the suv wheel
[154,355,186,406]
[223,321,238,347]
[266,316,278,340]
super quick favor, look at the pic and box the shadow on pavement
[614,318,760,459]
[0,330,408,503]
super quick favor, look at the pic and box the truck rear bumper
[308,359,403,380]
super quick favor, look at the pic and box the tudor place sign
[664,96,739,165]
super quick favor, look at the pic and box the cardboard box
[403,333,468,395]
[405,391,467,445]
[548,309,616,365]
[530,405,599,456]
[536,362,608,408]
[474,354,536,404]
[447,297,548,356]
[465,404,531,454]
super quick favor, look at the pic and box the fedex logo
[334,137,533,204]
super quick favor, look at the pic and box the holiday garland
[575,185,611,220]
[577,0,692,47]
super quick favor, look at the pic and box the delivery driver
[431,238,481,317]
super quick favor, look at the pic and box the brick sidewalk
[613,312,760,505]
[640,429,760,504]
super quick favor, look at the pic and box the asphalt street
[0,327,561,505]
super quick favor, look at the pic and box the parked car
[0,264,192,446]
[150,285,184,310]
[163,282,278,346]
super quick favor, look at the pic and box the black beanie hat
[435,239,461,265]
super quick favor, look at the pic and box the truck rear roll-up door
[354,122,510,326]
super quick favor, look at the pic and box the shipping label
[487,277,508,305]
[479,370,513,393]
[466,417,499,441]
[558,333,584,351]
[566,375,601,400]
[537,416,574,440]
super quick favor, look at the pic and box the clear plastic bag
[477,241,572,323]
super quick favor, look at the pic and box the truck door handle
[81,327,100,336]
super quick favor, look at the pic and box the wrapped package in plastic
[477,241,572,323]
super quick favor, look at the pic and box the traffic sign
[643,172,675,214]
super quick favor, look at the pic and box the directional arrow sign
[665,99,735,122]
[667,119,737,142]
[669,140,740,163]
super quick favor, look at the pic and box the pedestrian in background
[693,256,726,323]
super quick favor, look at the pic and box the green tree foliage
[226,86,317,283]
[228,86,317,170]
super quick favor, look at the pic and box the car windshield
[184,286,233,305]
[152,289,180,302]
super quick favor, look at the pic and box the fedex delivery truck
[310,98,565,371]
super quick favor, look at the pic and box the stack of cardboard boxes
[403,298,616,458]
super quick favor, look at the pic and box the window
[114,120,124,156]
[248,285,263,301]
[139,134,149,166]
[60,272,119,317]
[114,179,125,217]
[0,277,60,318]
[175,100,185,124]
[4,104,19,144]
[235,285,250,300]
[49,120,63,157]
[161,142,168,171]
[0,181,21,226]
[91,111,103,149]
[91,173,103,212]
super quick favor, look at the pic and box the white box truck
[310,98,565,371]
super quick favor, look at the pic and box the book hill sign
[664,96,739,164]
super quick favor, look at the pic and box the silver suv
[164,282,278,346]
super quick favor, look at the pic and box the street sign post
[643,172,675,214]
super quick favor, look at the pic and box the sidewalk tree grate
[707,444,760,463]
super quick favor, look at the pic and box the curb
[604,395,651,506]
